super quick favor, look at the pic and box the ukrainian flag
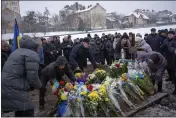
[12,18,21,51]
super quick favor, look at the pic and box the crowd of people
[1,28,176,117]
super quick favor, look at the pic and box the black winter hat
[82,37,90,43]
[159,30,165,34]
[144,33,148,36]
[55,56,68,67]
[151,28,156,32]
[168,31,175,35]
[121,33,129,39]
[148,54,160,64]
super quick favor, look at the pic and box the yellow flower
[121,73,127,82]
[73,85,78,90]
[61,93,67,100]
[88,91,101,102]
[105,98,109,102]
[75,72,83,78]
[80,91,87,96]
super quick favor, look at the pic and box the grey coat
[141,51,167,83]
[137,40,152,62]
[1,35,42,111]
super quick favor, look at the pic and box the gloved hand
[174,50,176,55]
[50,51,53,55]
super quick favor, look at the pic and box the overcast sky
[20,1,176,16]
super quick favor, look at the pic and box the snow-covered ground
[2,25,176,42]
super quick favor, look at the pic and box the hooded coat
[141,52,167,83]
[135,37,152,62]
[1,35,41,111]
[40,56,76,88]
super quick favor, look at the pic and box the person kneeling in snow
[140,52,167,92]
[39,56,76,110]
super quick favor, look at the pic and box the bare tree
[36,11,43,23]
[44,7,50,31]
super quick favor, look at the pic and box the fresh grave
[39,59,168,117]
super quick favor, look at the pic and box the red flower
[60,80,65,86]
[116,64,120,68]
[87,84,93,91]
[54,90,59,96]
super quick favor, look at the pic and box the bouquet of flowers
[86,69,106,84]
[128,63,155,95]
[74,70,88,84]
[107,60,128,79]
[98,84,121,116]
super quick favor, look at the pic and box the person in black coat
[146,28,161,53]
[106,36,114,65]
[53,36,62,58]
[61,36,73,61]
[39,56,76,110]
[69,37,97,71]
[161,31,175,82]
[2,35,41,117]
[1,41,11,70]
[94,38,104,64]
[168,32,176,94]
[102,35,109,65]
[73,38,81,47]
[43,38,56,65]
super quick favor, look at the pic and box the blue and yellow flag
[12,18,21,51]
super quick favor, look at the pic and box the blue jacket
[39,46,44,64]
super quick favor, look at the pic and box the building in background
[2,0,21,34]
[123,12,149,28]
[2,1,20,14]
[66,3,106,30]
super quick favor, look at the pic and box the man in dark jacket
[94,38,104,64]
[53,36,62,58]
[146,28,161,52]
[39,56,76,109]
[1,41,11,69]
[161,31,175,82]
[106,36,114,65]
[43,38,56,65]
[102,35,109,64]
[141,52,167,92]
[69,37,97,71]
[61,36,73,61]
[168,33,176,94]
[1,35,42,117]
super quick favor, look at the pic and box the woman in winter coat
[1,35,42,117]
[121,33,131,59]
[140,51,167,92]
[135,35,152,62]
